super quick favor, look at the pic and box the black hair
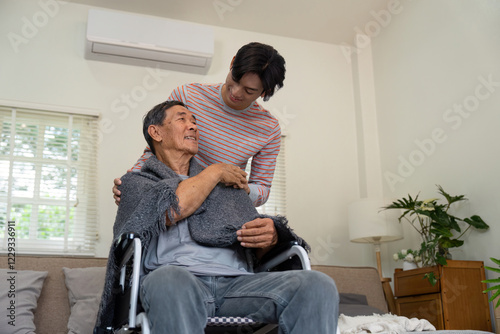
[231,42,286,101]
[143,100,186,155]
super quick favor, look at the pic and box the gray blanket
[95,156,309,329]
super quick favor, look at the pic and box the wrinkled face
[222,71,264,110]
[151,105,199,156]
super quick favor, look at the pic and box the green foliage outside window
[1,113,81,244]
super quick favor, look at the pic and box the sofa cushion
[312,265,389,313]
[0,269,47,334]
[339,293,385,316]
[340,292,369,305]
[63,267,106,334]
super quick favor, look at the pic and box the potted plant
[483,257,500,309]
[393,248,421,270]
[383,185,489,284]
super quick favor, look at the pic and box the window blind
[0,106,99,255]
[247,136,287,215]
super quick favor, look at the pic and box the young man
[113,42,285,206]
[96,101,338,333]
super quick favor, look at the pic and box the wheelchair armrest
[114,232,138,260]
[255,241,311,272]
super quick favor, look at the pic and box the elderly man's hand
[237,218,278,256]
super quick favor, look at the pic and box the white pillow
[0,269,48,334]
[63,267,106,334]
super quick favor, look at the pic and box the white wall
[3,0,497,299]
[0,0,360,261]
[370,0,500,277]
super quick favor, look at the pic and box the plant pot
[403,261,418,271]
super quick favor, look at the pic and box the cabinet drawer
[394,266,440,297]
[396,293,443,330]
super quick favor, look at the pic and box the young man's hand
[112,178,122,205]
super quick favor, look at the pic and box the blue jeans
[140,265,339,333]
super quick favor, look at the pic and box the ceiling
[71,0,392,45]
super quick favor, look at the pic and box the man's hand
[207,163,248,190]
[238,183,251,195]
[237,218,278,258]
[112,178,122,205]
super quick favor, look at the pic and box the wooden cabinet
[394,260,492,331]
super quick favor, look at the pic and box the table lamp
[348,198,403,313]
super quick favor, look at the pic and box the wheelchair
[96,232,311,334]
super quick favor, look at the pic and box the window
[246,136,287,215]
[0,105,99,255]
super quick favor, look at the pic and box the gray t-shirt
[144,176,254,277]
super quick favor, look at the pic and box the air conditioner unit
[85,9,214,74]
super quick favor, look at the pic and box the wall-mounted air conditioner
[85,9,214,74]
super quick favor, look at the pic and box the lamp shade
[348,198,403,244]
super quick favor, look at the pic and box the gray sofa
[1,255,389,334]
[1,255,108,334]
[1,255,496,334]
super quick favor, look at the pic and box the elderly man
[96,101,339,334]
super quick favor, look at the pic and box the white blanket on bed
[339,313,436,334]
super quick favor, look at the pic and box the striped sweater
[132,83,281,206]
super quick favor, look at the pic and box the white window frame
[0,101,99,255]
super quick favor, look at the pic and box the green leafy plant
[482,257,500,309]
[383,185,489,284]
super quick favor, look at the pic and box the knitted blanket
[95,156,309,329]
[338,313,436,334]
